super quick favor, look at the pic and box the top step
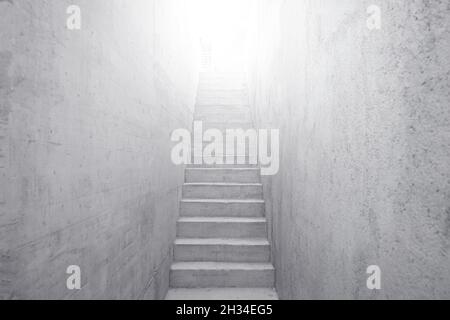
[196,96,249,107]
[198,78,247,91]
[199,73,247,83]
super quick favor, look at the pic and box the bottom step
[170,262,275,288]
[166,288,279,300]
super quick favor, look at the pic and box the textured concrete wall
[0,0,198,299]
[248,0,450,299]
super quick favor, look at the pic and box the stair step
[174,238,270,262]
[195,105,250,114]
[190,155,258,168]
[186,168,260,183]
[195,112,252,123]
[183,183,263,200]
[181,199,265,217]
[197,93,248,100]
[198,85,247,91]
[166,288,279,300]
[191,146,259,159]
[201,122,255,132]
[188,163,258,169]
[177,217,267,238]
[196,98,249,107]
[198,82,247,91]
[170,262,275,288]
[198,74,247,90]
[199,81,246,87]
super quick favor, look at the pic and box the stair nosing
[184,183,262,187]
[178,217,266,223]
[171,262,275,271]
[175,238,270,246]
[181,199,265,204]
[186,167,260,170]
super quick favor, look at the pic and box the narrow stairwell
[166,73,278,300]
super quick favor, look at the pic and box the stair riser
[195,113,252,123]
[170,269,274,288]
[198,87,246,92]
[177,221,267,238]
[186,170,260,183]
[183,185,263,200]
[198,82,246,89]
[200,123,255,132]
[174,244,270,263]
[198,83,246,90]
[195,106,250,114]
[188,163,257,169]
[191,146,259,158]
[181,202,265,217]
[189,156,258,168]
[197,92,247,99]
[199,78,245,83]
[190,155,259,167]
[197,98,249,106]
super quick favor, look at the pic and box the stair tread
[195,105,251,108]
[182,199,264,203]
[175,238,269,246]
[184,182,262,186]
[178,217,266,223]
[166,288,278,300]
[186,168,260,171]
[171,262,274,271]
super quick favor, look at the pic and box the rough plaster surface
[0,0,198,299]
[248,0,450,299]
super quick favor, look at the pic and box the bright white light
[188,0,256,72]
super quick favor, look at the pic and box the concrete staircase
[166,73,278,300]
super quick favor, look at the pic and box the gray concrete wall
[0,0,199,299]
[248,0,450,299]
